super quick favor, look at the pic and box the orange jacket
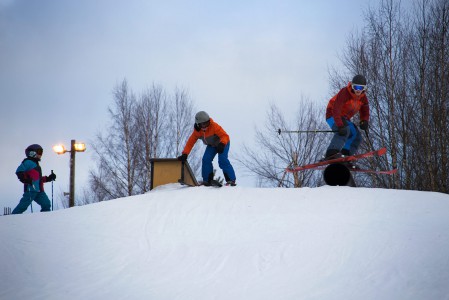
[326,82,369,127]
[182,118,230,155]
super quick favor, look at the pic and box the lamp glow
[53,144,67,155]
[73,142,86,152]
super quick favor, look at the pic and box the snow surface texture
[1,185,449,300]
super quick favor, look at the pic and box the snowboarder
[178,111,236,186]
[12,144,56,214]
[324,74,370,160]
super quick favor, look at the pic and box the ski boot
[225,180,236,186]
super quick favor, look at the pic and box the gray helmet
[195,111,210,124]
[352,74,367,85]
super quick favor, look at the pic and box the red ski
[313,166,397,175]
[286,147,387,173]
[350,168,398,175]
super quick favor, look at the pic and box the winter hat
[352,74,367,85]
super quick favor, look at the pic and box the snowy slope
[1,185,449,300]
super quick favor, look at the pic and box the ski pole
[29,185,33,213]
[51,170,54,211]
[364,130,375,152]
[363,129,386,169]
[278,129,337,135]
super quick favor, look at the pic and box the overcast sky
[0,0,374,209]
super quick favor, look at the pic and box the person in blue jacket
[12,144,56,214]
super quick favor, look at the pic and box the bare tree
[169,87,201,174]
[133,84,169,193]
[88,80,197,202]
[237,100,326,187]
[89,79,140,201]
[412,0,449,192]
[334,0,449,192]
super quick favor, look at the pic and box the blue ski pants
[326,117,362,155]
[202,142,236,182]
[12,191,51,214]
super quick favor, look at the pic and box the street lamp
[53,139,86,207]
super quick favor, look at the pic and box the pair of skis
[285,147,397,175]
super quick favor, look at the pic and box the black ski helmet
[25,144,43,158]
[195,111,210,125]
[352,74,367,85]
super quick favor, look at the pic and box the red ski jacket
[326,82,369,128]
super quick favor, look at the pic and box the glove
[216,143,225,154]
[338,126,348,136]
[47,173,57,182]
[359,120,369,131]
[177,154,188,161]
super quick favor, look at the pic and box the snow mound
[1,185,449,300]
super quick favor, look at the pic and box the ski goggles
[28,148,43,157]
[197,121,210,128]
[352,84,367,91]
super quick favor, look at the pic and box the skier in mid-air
[324,74,370,160]
[286,75,395,175]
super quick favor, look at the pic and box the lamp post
[53,139,86,207]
